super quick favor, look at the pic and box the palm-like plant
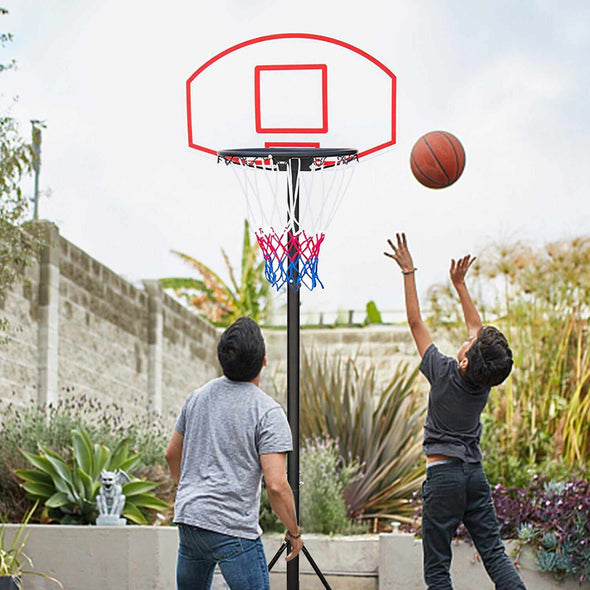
[300,352,426,524]
[159,219,272,326]
[15,426,169,525]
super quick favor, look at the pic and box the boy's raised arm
[450,255,482,338]
[384,233,432,358]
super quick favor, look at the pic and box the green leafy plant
[159,219,272,326]
[300,438,365,534]
[0,395,171,522]
[301,351,425,525]
[15,426,169,525]
[0,502,63,588]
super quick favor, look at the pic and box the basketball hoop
[218,147,358,291]
[187,34,397,590]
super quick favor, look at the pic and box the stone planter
[1,526,586,589]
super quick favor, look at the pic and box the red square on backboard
[254,64,328,134]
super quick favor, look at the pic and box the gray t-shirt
[420,344,490,463]
[173,376,293,539]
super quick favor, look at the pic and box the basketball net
[219,154,357,291]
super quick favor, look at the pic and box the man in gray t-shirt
[165,317,303,590]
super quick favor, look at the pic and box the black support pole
[286,158,301,590]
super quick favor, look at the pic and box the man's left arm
[165,430,184,485]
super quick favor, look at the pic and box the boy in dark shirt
[385,233,526,590]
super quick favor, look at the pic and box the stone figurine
[96,469,130,526]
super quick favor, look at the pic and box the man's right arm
[260,452,303,561]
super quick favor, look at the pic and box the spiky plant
[300,351,426,524]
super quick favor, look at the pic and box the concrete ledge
[379,534,584,590]
[3,526,583,589]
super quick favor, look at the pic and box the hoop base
[219,147,358,170]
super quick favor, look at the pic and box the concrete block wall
[0,221,220,420]
[1,220,455,419]
[0,257,40,402]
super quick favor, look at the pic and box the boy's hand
[450,255,476,286]
[384,233,415,273]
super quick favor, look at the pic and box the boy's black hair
[464,325,513,388]
[217,317,266,382]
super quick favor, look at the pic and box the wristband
[286,530,302,540]
[402,268,417,275]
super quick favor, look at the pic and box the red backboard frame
[186,33,396,159]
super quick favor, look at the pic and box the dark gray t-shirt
[173,376,293,539]
[420,344,490,463]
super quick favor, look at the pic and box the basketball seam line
[411,155,446,187]
[423,137,451,185]
[440,132,461,182]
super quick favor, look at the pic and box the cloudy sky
[2,0,589,321]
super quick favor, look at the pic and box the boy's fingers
[387,238,396,251]
[384,251,396,259]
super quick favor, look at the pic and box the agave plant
[300,351,426,524]
[15,426,169,525]
[159,219,272,326]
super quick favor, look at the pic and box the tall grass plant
[427,237,590,485]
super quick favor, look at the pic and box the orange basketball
[410,131,466,189]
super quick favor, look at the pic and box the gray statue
[96,469,130,526]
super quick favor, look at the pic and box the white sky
[2,0,589,318]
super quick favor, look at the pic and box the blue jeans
[177,524,270,590]
[421,461,526,590]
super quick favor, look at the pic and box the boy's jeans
[421,460,527,590]
[177,524,270,590]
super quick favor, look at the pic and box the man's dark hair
[464,325,513,388]
[217,317,266,382]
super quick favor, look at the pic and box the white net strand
[228,155,282,233]
[321,157,357,229]
[297,155,357,233]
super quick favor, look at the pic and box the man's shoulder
[251,387,283,413]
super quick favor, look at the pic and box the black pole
[286,158,301,590]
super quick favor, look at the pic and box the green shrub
[300,438,365,534]
[364,301,383,325]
